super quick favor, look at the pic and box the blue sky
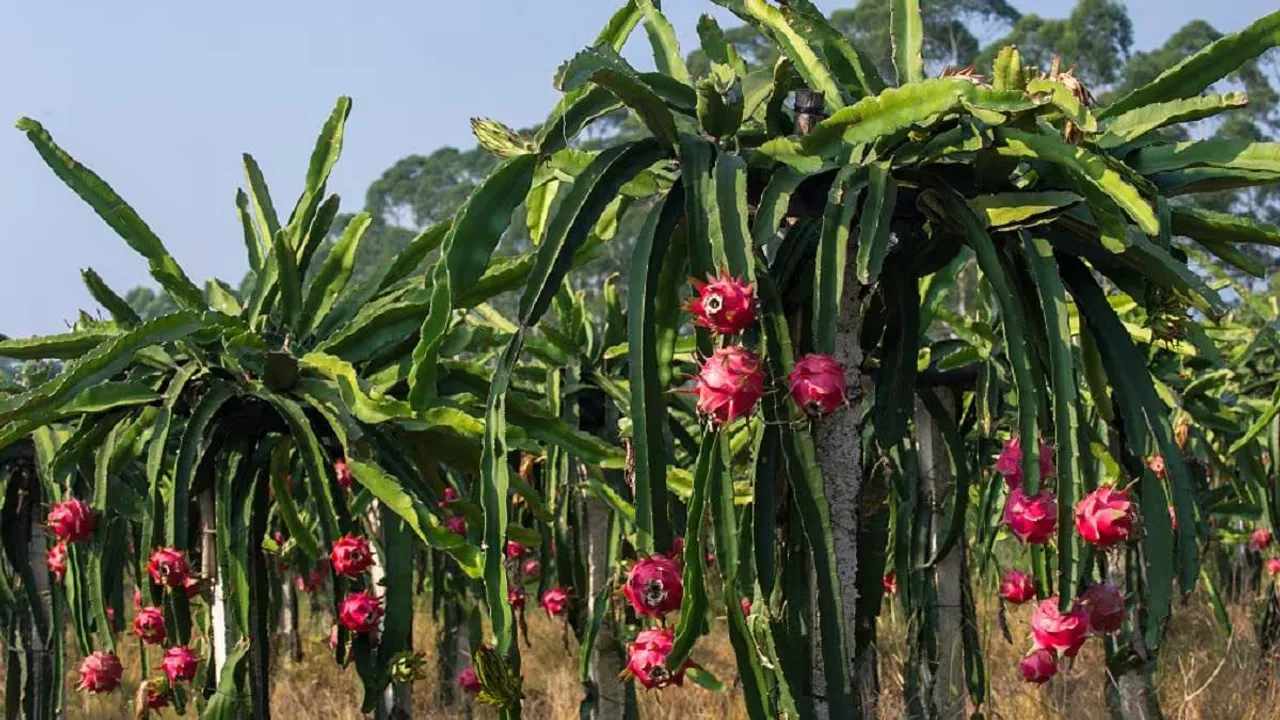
[0,0,1272,337]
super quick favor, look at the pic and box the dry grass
[8,592,1280,718]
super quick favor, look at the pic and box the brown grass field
[7,590,1280,719]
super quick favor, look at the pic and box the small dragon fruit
[46,542,67,582]
[339,590,384,634]
[540,586,571,617]
[1078,583,1126,634]
[624,628,691,690]
[161,646,199,684]
[787,353,847,416]
[622,555,684,618]
[77,651,123,693]
[999,570,1036,605]
[686,271,757,335]
[134,606,167,645]
[1004,488,1058,544]
[693,346,765,425]
[147,547,190,588]
[47,497,95,543]
[1074,486,1135,547]
[330,534,374,578]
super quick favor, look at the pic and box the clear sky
[0,0,1272,337]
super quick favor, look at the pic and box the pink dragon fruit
[47,497,95,543]
[787,353,847,416]
[686,271,757,335]
[693,346,765,425]
[622,555,684,618]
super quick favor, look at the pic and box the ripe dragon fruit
[685,271,757,335]
[622,555,684,618]
[445,515,467,537]
[147,547,190,588]
[1251,528,1273,552]
[999,570,1037,605]
[1004,488,1058,544]
[47,497,95,543]
[521,557,541,577]
[1079,583,1126,634]
[339,590,384,634]
[77,651,123,694]
[624,628,691,690]
[46,542,67,582]
[692,346,765,425]
[505,540,527,559]
[330,534,374,578]
[1030,598,1090,658]
[1074,486,1135,547]
[787,353,847,416]
[1020,647,1058,685]
[540,586,571,616]
[134,606,167,645]
[161,646,199,684]
[994,437,1055,488]
[458,666,483,695]
[438,487,460,507]
[508,586,526,608]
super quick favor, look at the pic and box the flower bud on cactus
[999,570,1036,605]
[1030,598,1090,658]
[161,646,199,684]
[330,534,374,578]
[458,666,483,695]
[77,651,123,693]
[1079,583,1126,633]
[46,542,67,582]
[134,606,167,645]
[47,498,95,543]
[622,555,683,618]
[994,437,1055,488]
[388,651,429,685]
[339,590,384,634]
[1004,488,1058,544]
[624,628,691,690]
[1020,647,1058,685]
[1073,486,1135,547]
[471,118,530,159]
[788,354,847,416]
[693,346,765,425]
[686,271,756,335]
[147,547,190,588]
[540,586,571,617]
